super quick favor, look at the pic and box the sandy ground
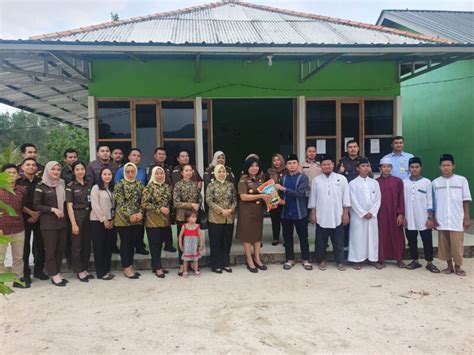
[1,259,473,354]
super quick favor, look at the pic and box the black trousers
[41,228,67,276]
[117,225,140,268]
[405,229,434,262]
[208,222,234,270]
[111,230,119,249]
[315,224,344,264]
[176,221,185,265]
[282,218,310,261]
[163,229,174,249]
[70,210,91,273]
[90,221,113,278]
[23,221,45,277]
[146,226,171,271]
[134,225,146,250]
[270,206,283,241]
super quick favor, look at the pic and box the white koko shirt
[432,174,471,232]
[403,176,433,231]
[308,172,350,228]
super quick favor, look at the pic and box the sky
[0,0,472,113]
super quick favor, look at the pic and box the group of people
[0,136,471,289]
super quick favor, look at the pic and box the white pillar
[194,97,204,176]
[296,96,306,160]
[395,95,403,135]
[87,96,96,162]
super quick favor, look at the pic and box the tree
[111,12,119,21]
[44,125,89,163]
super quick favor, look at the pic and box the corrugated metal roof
[376,10,474,44]
[30,1,447,45]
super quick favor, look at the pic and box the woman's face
[102,169,113,184]
[248,162,259,176]
[155,169,165,183]
[50,164,61,178]
[125,166,136,180]
[74,164,86,180]
[217,154,225,165]
[182,165,193,180]
[217,167,226,181]
[273,156,281,168]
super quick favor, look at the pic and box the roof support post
[88,96,97,162]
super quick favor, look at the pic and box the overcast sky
[0,0,472,113]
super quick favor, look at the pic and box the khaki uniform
[236,175,266,243]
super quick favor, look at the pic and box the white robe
[348,176,381,262]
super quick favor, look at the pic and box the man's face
[286,160,299,173]
[23,146,37,159]
[21,160,37,175]
[347,143,359,157]
[112,149,124,163]
[5,168,18,184]
[306,147,316,161]
[321,160,334,174]
[97,147,111,161]
[440,161,454,176]
[178,152,189,165]
[381,164,392,176]
[128,150,141,165]
[392,139,404,153]
[64,152,78,166]
[409,163,422,177]
[155,150,167,163]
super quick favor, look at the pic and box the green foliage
[0,110,89,164]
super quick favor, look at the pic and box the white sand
[1,259,473,354]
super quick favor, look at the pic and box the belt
[74,207,90,211]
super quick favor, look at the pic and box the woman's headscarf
[211,151,225,167]
[148,166,166,186]
[268,153,286,175]
[123,162,137,183]
[214,164,227,184]
[42,161,66,213]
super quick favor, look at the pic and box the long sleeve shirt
[280,173,308,220]
[113,180,144,227]
[90,185,114,222]
[205,180,237,224]
[141,183,172,228]
[173,180,202,222]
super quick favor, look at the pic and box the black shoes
[253,258,267,271]
[13,278,31,288]
[212,268,223,274]
[271,240,279,246]
[224,267,232,273]
[135,248,149,255]
[51,279,67,287]
[77,274,89,282]
[246,263,258,273]
[164,246,177,253]
[33,272,49,280]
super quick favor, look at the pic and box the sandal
[337,263,346,271]
[318,262,327,271]
[182,272,188,278]
[302,261,313,271]
[406,260,422,270]
[283,262,293,270]
[455,269,467,276]
[352,263,362,270]
[397,261,407,268]
[426,263,440,274]
[194,271,201,276]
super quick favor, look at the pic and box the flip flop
[337,264,346,271]
[352,264,362,270]
[441,268,454,274]
[455,269,467,276]
[318,263,327,271]
[302,262,313,271]
[283,262,293,270]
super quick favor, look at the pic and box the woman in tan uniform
[236,157,272,273]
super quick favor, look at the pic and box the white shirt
[432,174,471,232]
[308,172,350,228]
[403,176,432,231]
[349,176,381,219]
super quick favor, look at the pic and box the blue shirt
[114,166,147,185]
[383,151,414,180]
[281,172,308,220]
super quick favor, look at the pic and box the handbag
[198,205,208,230]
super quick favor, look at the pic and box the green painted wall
[402,60,474,215]
[89,59,400,98]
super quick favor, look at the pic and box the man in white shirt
[403,157,440,273]
[432,154,471,276]
[348,158,381,270]
[308,155,350,271]
[382,136,414,180]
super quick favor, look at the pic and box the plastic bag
[257,178,281,212]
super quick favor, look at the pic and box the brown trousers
[70,209,91,273]
[438,230,464,266]
[42,228,67,276]
[0,231,25,277]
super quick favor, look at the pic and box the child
[432,154,471,276]
[178,210,204,277]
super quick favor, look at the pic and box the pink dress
[181,224,201,261]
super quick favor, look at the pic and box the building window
[136,104,157,166]
[306,100,337,160]
[161,101,196,167]
[97,101,131,139]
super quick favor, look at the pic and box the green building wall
[402,60,474,215]
[89,59,400,98]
